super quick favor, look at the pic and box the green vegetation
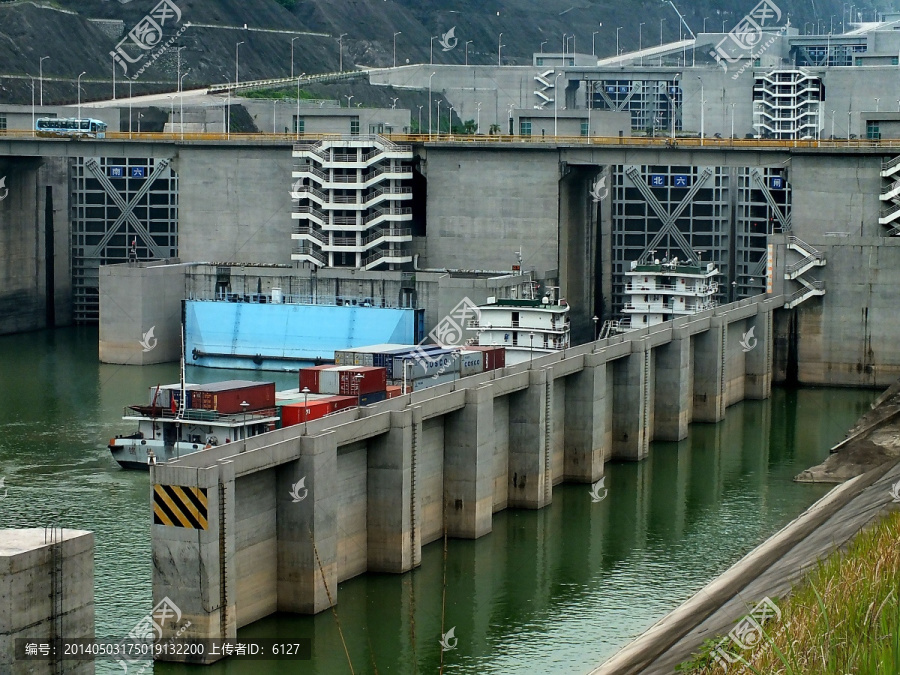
[242,87,319,101]
[678,509,900,674]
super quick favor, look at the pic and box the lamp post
[391,97,399,109]
[562,32,567,56]
[112,52,116,101]
[529,331,535,368]
[639,22,645,66]
[39,55,49,107]
[554,71,563,135]
[476,101,482,133]
[295,73,305,138]
[167,95,174,133]
[498,33,504,66]
[428,71,436,137]
[831,109,835,139]
[177,45,186,92]
[180,72,188,139]
[344,94,354,108]
[436,99,442,135]
[226,78,231,138]
[354,373,365,407]
[240,401,249,430]
[430,35,436,65]
[301,387,310,434]
[671,72,680,141]
[542,39,549,54]
[338,33,347,71]
[875,97,880,112]
[393,31,401,67]
[235,41,244,87]
[417,105,423,133]
[730,102,735,140]
[465,40,473,65]
[77,71,86,120]
[291,37,299,78]
[592,31,598,56]
[29,77,34,138]
[698,76,704,144]
[129,80,133,138]
[660,18,665,45]
[592,315,599,341]
[616,26,622,60]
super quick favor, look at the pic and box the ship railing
[123,406,278,423]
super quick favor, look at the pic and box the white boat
[620,257,719,330]
[470,284,571,366]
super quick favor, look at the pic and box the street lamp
[875,97,880,112]
[437,99,442,135]
[338,33,347,72]
[176,45,186,92]
[428,71,436,137]
[29,77,34,138]
[301,387,310,434]
[562,32,567,55]
[465,40,473,65]
[240,401,250,430]
[542,39,549,54]
[592,315,599,340]
[295,72,305,138]
[476,101,482,133]
[430,35,437,65]
[616,27,622,60]
[235,41,244,87]
[39,55,49,107]
[731,102,735,140]
[76,70,86,120]
[111,52,117,101]
[639,22,645,66]
[393,31,401,68]
[554,71,563,135]
[498,33,504,66]
[391,97,399,109]
[291,37,300,78]
[344,94,354,108]
[592,31,599,56]
[417,105,423,133]
[180,72,188,139]
[167,95,174,133]
[698,76,704,143]
[529,331,535,368]
[354,373,365,407]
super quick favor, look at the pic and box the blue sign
[770,176,785,189]
[109,166,125,178]
[605,85,616,93]
[673,174,689,187]
[619,86,628,93]
[650,175,666,187]
[131,167,146,178]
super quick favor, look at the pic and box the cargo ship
[108,380,279,469]
[109,343,507,469]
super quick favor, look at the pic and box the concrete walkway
[590,458,900,674]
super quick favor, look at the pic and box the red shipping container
[321,395,357,413]
[386,386,403,399]
[299,365,337,394]
[192,381,276,413]
[280,400,331,427]
[466,346,506,371]
[337,367,387,396]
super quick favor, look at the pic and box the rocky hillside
[0,0,872,105]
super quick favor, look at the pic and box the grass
[243,87,321,101]
[677,508,900,674]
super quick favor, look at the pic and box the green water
[0,327,876,674]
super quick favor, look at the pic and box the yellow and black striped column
[153,484,208,529]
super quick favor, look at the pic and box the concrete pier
[0,528,94,675]
[150,294,782,663]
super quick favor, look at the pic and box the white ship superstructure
[621,258,719,330]
[471,287,570,366]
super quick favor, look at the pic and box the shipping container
[466,345,506,371]
[299,365,339,394]
[337,367,387,396]
[334,344,415,366]
[457,350,484,377]
[324,395,358,413]
[391,348,460,380]
[385,385,403,399]
[359,390,388,406]
[190,380,276,414]
[411,371,459,392]
[318,366,358,395]
[280,400,332,427]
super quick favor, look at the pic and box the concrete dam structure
[149,294,778,662]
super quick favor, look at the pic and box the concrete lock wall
[150,295,781,662]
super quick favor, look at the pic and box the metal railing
[124,406,277,423]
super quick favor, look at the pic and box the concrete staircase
[783,236,826,308]
[879,155,900,230]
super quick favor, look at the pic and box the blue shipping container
[359,390,388,406]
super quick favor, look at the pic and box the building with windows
[291,135,414,270]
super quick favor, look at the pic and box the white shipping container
[411,370,459,391]
[318,365,357,395]
[458,350,484,377]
